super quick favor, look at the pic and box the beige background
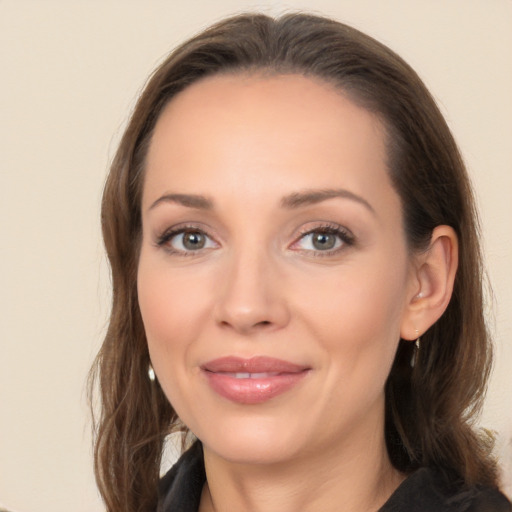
[1,1,511,511]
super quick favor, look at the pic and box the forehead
[143,73,395,215]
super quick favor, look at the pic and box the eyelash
[155,222,355,257]
[291,223,355,257]
[155,224,217,256]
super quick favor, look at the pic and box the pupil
[183,232,205,250]
[313,232,335,250]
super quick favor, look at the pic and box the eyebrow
[148,188,375,215]
[280,188,375,214]
[148,193,214,211]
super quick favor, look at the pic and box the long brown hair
[90,13,497,512]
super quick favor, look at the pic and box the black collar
[158,441,511,512]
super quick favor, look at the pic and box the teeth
[251,372,275,379]
[227,372,280,379]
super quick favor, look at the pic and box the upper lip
[201,356,309,374]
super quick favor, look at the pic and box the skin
[137,74,458,512]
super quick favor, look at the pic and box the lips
[201,356,310,404]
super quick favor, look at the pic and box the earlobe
[401,225,459,341]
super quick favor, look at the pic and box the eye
[157,227,217,254]
[291,225,354,255]
[302,231,340,251]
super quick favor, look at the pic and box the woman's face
[138,74,417,464]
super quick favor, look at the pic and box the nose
[214,247,290,335]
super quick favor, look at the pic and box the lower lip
[203,371,309,404]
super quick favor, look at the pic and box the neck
[199,426,404,512]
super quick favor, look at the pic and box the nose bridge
[215,240,288,333]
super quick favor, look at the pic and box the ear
[400,225,459,340]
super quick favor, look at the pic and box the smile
[201,356,310,404]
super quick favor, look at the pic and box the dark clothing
[158,442,206,512]
[379,467,511,512]
[158,441,511,512]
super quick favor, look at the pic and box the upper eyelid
[293,222,354,240]
[155,227,219,258]
[288,223,355,251]
[157,222,216,236]
[155,223,219,246]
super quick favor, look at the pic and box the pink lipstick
[201,356,310,404]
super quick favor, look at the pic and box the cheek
[137,255,211,376]
[295,255,409,428]
[297,250,409,370]
[137,261,210,417]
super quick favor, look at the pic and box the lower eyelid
[295,235,342,251]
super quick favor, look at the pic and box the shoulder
[380,467,512,512]
[158,441,205,512]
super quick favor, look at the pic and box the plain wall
[1,1,511,511]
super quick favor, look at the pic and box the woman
[90,13,511,512]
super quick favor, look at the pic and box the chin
[196,415,309,465]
